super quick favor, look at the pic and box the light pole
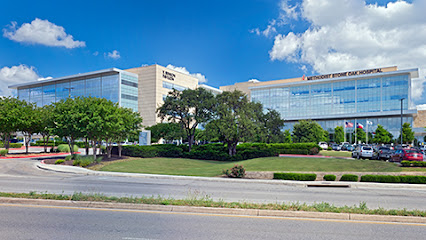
[64,87,74,98]
[400,98,405,145]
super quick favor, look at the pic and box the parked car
[352,146,374,159]
[390,149,423,162]
[372,147,393,160]
[346,145,355,152]
[420,145,426,151]
[318,142,328,150]
[331,144,341,151]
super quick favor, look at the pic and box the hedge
[360,175,426,184]
[340,174,358,182]
[274,173,317,181]
[120,143,321,161]
[401,161,426,167]
[0,142,23,148]
[323,174,336,181]
[31,140,67,147]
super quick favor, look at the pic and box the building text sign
[162,70,176,81]
[307,68,383,81]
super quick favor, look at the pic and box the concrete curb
[1,197,425,224]
[36,162,426,190]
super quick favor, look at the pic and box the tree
[0,97,25,150]
[334,126,344,143]
[146,123,185,143]
[283,130,292,143]
[257,108,285,143]
[399,122,414,144]
[52,98,86,155]
[114,107,143,157]
[19,102,41,154]
[38,105,56,153]
[292,120,326,143]
[353,128,366,143]
[157,88,215,151]
[372,125,391,144]
[209,90,259,156]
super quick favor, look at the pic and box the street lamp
[64,87,74,98]
[400,98,405,145]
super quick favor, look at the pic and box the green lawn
[97,157,402,177]
[320,150,352,158]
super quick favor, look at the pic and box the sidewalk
[36,161,426,190]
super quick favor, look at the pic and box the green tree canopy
[372,124,392,144]
[292,120,326,143]
[146,123,185,143]
[157,88,215,151]
[0,97,26,150]
[208,90,259,156]
[334,126,344,143]
[257,108,285,143]
[353,128,366,143]
[399,122,414,144]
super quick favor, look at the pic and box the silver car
[352,146,374,159]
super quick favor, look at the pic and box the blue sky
[0,0,425,107]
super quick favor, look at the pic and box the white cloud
[417,104,426,110]
[0,65,40,96]
[166,64,207,83]
[105,50,120,59]
[3,18,85,49]
[93,51,99,56]
[250,20,277,38]
[38,76,53,81]
[267,0,426,102]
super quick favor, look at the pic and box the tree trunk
[85,138,89,156]
[68,137,74,156]
[92,139,97,161]
[188,134,194,152]
[118,144,122,158]
[42,135,50,153]
[4,134,10,150]
[227,141,237,156]
[25,134,31,154]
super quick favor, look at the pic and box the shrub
[65,154,81,161]
[9,143,23,148]
[72,156,95,167]
[222,165,246,178]
[340,174,358,182]
[31,140,67,147]
[57,144,79,153]
[327,146,333,151]
[400,175,426,184]
[309,147,319,155]
[401,161,426,167]
[274,173,317,181]
[323,174,336,181]
[0,149,8,156]
[54,159,65,164]
[361,175,401,183]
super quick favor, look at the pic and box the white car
[319,142,328,150]
[352,146,374,159]
[420,145,426,151]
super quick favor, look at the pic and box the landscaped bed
[90,156,410,177]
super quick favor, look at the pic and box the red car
[390,149,423,162]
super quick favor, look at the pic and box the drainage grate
[307,184,350,188]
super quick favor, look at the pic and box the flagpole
[355,119,357,144]
[344,120,346,143]
[366,121,368,144]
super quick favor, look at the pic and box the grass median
[1,191,425,217]
[91,157,402,177]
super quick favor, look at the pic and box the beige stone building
[125,64,199,126]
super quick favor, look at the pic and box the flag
[302,74,305,81]
[345,122,353,128]
[357,123,364,129]
[366,120,373,125]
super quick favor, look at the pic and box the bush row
[120,142,321,161]
[57,144,79,153]
[274,173,317,181]
[0,142,23,148]
[361,175,426,184]
[31,140,67,147]
[401,161,426,167]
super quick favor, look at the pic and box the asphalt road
[1,204,425,240]
[1,158,426,211]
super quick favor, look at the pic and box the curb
[0,152,81,159]
[1,197,425,224]
[35,162,426,189]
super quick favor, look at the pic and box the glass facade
[17,71,138,112]
[162,81,187,91]
[251,73,412,140]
